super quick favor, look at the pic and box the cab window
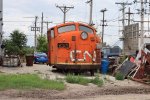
[50,29,54,38]
[79,25,94,34]
[58,25,76,33]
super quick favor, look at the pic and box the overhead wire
[104,34,120,37]
[111,40,121,47]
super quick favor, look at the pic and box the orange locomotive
[47,22,101,75]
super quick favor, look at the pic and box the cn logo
[70,50,96,62]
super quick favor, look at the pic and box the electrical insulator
[134,0,138,3]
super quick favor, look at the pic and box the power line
[107,15,123,22]
[104,34,120,37]
[4,21,33,23]
[111,40,120,46]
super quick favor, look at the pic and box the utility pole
[115,2,132,54]
[100,8,107,45]
[0,0,3,60]
[133,0,149,48]
[126,7,134,25]
[140,0,144,47]
[116,2,132,30]
[56,5,74,23]
[44,21,52,32]
[31,16,40,51]
[34,16,38,51]
[41,12,44,35]
[86,0,93,25]
[148,0,150,34]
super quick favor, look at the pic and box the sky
[3,0,150,47]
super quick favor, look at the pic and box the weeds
[66,74,90,85]
[91,75,104,87]
[115,72,124,80]
[66,74,103,86]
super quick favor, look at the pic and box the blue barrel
[101,59,109,74]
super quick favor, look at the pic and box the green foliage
[115,72,124,80]
[3,39,20,55]
[37,34,48,53]
[4,30,27,56]
[23,46,34,55]
[10,30,27,49]
[66,74,103,87]
[0,74,65,90]
[91,75,104,87]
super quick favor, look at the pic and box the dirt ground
[0,64,150,100]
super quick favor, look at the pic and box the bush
[115,72,124,80]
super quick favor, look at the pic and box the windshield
[58,25,76,33]
[79,25,94,34]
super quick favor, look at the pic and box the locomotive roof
[48,22,96,31]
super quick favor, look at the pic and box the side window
[50,29,54,38]
[79,25,94,34]
[58,25,76,33]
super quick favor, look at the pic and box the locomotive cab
[47,22,101,75]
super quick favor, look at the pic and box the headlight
[81,32,88,40]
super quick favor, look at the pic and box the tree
[37,34,48,53]
[23,46,34,55]
[4,30,27,56]
[10,30,27,49]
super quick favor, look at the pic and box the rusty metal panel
[145,65,150,75]
[118,61,136,78]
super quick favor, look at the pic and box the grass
[115,72,124,80]
[0,74,65,91]
[66,74,103,86]
[91,75,104,87]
